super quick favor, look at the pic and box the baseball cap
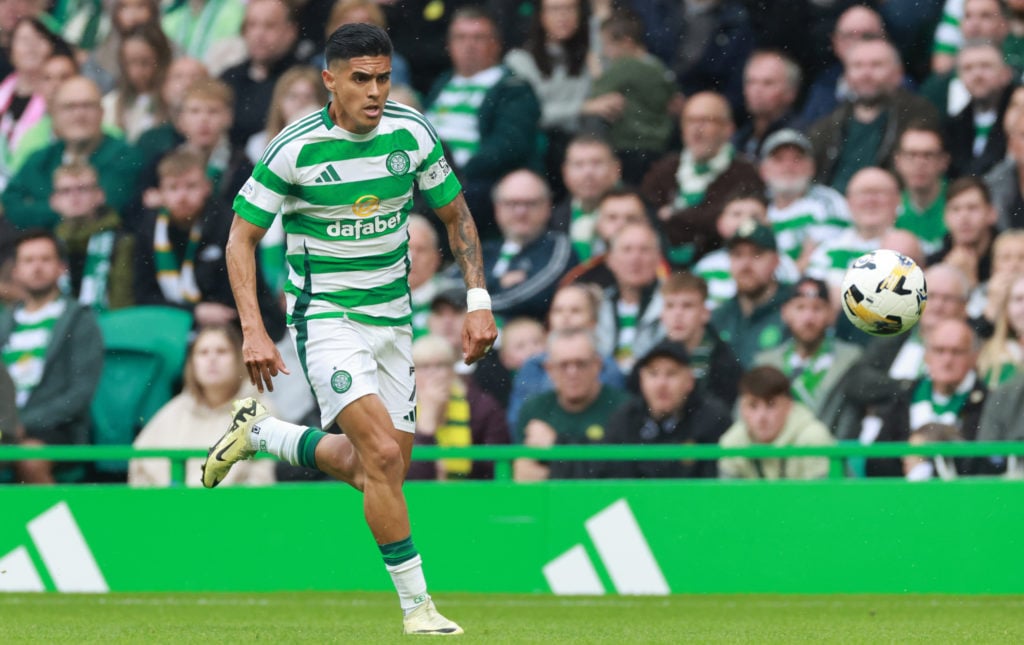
[727,218,777,252]
[635,340,690,371]
[761,128,813,160]
[430,288,466,312]
[787,276,830,303]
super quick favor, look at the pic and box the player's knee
[363,439,404,480]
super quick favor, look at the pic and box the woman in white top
[129,325,276,487]
[101,24,173,143]
[504,0,592,186]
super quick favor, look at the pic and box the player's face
[323,55,391,134]
[191,330,240,391]
[660,290,708,345]
[639,356,694,418]
[739,394,792,444]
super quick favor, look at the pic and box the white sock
[250,416,307,465]
[386,555,428,615]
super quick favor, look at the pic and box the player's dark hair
[947,176,992,205]
[324,23,392,66]
[739,366,792,401]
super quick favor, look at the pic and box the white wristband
[466,288,492,312]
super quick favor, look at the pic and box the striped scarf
[783,338,834,408]
[154,211,201,304]
[675,143,734,209]
[77,230,116,311]
[435,380,472,478]
[909,372,975,430]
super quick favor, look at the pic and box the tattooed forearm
[437,194,486,289]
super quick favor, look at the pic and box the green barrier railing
[2,442,1024,485]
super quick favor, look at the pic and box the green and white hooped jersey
[804,229,881,290]
[767,184,852,261]
[234,102,462,327]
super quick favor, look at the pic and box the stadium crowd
[2,0,1024,485]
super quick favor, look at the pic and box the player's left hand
[462,309,498,365]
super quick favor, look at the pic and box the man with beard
[754,276,862,436]
[710,219,792,369]
[760,129,852,269]
[945,39,1016,178]
[807,38,940,194]
[1,230,103,483]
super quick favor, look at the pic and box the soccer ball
[840,249,927,336]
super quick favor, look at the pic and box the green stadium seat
[90,306,193,478]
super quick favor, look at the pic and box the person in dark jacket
[481,169,577,323]
[423,6,542,240]
[867,319,990,477]
[602,340,732,479]
[1,230,104,483]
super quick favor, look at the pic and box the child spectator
[580,9,676,184]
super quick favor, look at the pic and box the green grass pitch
[3,593,1024,643]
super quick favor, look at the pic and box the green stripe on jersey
[284,274,409,309]
[261,114,324,165]
[252,162,291,195]
[295,129,419,167]
[292,174,413,207]
[287,241,408,274]
[826,247,866,270]
[234,197,277,229]
[771,214,816,233]
[384,103,440,141]
[286,310,412,326]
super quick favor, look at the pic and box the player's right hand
[242,331,290,393]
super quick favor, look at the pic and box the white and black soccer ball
[840,249,928,336]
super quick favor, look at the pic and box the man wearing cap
[718,366,835,480]
[710,219,793,369]
[760,128,852,268]
[754,276,863,435]
[600,340,732,479]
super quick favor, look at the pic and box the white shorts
[289,317,416,433]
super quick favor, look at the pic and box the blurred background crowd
[1,0,1023,486]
